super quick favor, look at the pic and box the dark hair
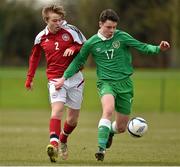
[99,9,119,23]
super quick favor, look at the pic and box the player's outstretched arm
[159,41,170,51]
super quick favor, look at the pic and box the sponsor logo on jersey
[112,41,120,48]
[62,33,70,41]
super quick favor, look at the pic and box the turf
[0,68,180,165]
[0,110,180,165]
[0,68,180,112]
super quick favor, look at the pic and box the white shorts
[48,71,84,110]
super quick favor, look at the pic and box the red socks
[49,119,77,146]
[60,121,76,143]
[49,118,61,147]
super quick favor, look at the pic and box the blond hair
[42,4,65,22]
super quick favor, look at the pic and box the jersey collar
[97,31,113,41]
[44,20,68,35]
[45,26,50,35]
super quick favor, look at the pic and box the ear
[99,21,103,28]
[45,19,48,24]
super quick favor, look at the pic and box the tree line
[0,0,180,68]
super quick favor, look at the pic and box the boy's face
[46,12,63,34]
[99,20,117,38]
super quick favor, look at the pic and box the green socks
[98,125,110,149]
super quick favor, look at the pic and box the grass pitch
[0,68,180,165]
[0,68,180,112]
[0,110,180,166]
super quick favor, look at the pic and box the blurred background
[0,0,180,112]
[0,0,180,67]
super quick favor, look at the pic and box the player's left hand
[63,48,74,57]
[159,41,170,51]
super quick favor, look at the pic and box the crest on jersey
[62,33,70,41]
[52,92,58,98]
[112,41,120,49]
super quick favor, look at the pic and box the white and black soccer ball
[127,117,148,137]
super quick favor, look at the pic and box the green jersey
[64,29,160,81]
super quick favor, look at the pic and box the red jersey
[26,21,86,80]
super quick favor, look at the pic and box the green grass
[0,68,180,165]
[0,67,180,112]
[0,110,180,165]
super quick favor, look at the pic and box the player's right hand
[25,78,33,90]
[54,77,65,90]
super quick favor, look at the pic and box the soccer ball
[127,117,148,137]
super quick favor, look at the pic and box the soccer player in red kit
[25,5,86,162]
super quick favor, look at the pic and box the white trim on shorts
[48,71,84,110]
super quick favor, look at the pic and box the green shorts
[97,77,134,115]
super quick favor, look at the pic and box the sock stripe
[98,118,111,129]
[50,138,59,143]
[50,134,59,139]
[62,129,69,136]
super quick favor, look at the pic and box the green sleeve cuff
[157,46,160,53]
[63,74,68,80]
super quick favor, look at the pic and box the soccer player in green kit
[54,9,170,161]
